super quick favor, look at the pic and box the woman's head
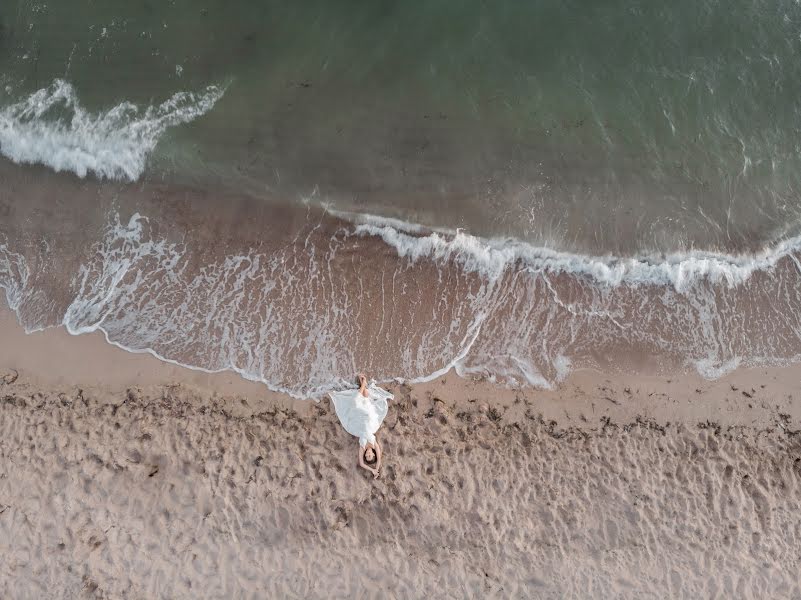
[363,446,376,464]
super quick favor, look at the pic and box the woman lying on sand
[329,374,394,478]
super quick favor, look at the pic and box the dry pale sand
[1,306,801,599]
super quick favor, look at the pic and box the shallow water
[1,167,800,397]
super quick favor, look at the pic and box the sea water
[1,0,801,396]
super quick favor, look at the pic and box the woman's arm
[375,440,383,473]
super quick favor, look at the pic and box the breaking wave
[0,79,225,181]
[351,215,801,292]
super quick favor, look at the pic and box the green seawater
[2,0,801,253]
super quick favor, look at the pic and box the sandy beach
[5,3,801,598]
[1,305,800,599]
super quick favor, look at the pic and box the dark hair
[364,447,377,465]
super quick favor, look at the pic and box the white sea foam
[57,213,351,399]
[693,357,742,380]
[0,79,225,181]
[553,354,573,383]
[352,217,801,291]
[326,207,450,236]
[0,239,29,311]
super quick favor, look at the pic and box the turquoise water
[3,0,801,252]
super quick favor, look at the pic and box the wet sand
[4,164,801,398]
[1,306,800,599]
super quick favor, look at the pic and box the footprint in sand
[1,369,19,385]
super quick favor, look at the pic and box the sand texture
[1,312,801,599]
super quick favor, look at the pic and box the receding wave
[0,79,225,181]
[0,238,29,312]
[2,207,801,398]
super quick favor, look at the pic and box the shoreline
[2,306,801,598]
[3,163,801,397]
[2,304,799,430]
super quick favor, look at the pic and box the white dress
[329,383,393,447]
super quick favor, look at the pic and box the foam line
[351,217,801,291]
